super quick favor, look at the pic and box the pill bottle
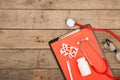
[77,57,92,76]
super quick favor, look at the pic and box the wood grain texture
[0,50,58,69]
[0,0,120,9]
[0,10,120,29]
[0,0,120,79]
[104,52,120,69]
[0,30,119,77]
[0,49,119,69]
[112,69,120,77]
[0,30,69,49]
[0,69,119,80]
[0,30,119,49]
[0,69,64,80]
[95,31,120,51]
[0,50,38,69]
[0,10,32,29]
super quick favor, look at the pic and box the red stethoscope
[67,19,120,42]
[77,37,120,80]
[67,19,120,80]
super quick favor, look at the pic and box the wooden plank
[0,0,120,9]
[95,31,120,52]
[0,30,69,49]
[0,69,64,80]
[0,10,32,29]
[0,10,120,29]
[0,30,119,69]
[0,49,119,77]
[112,69,120,77]
[0,30,119,49]
[37,50,58,68]
[0,69,119,80]
[104,51,120,69]
[0,50,38,69]
[0,50,58,69]
[95,31,120,69]
[0,49,119,69]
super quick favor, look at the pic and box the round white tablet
[66,18,75,27]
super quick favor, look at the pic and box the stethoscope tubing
[78,38,120,80]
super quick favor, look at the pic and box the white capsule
[85,37,89,40]
[77,42,80,45]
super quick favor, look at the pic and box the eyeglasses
[104,39,120,63]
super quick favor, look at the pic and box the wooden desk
[0,0,119,79]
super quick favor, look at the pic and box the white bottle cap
[66,18,75,27]
[77,57,85,63]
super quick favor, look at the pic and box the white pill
[85,37,89,40]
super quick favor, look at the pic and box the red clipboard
[49,26,114,80]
